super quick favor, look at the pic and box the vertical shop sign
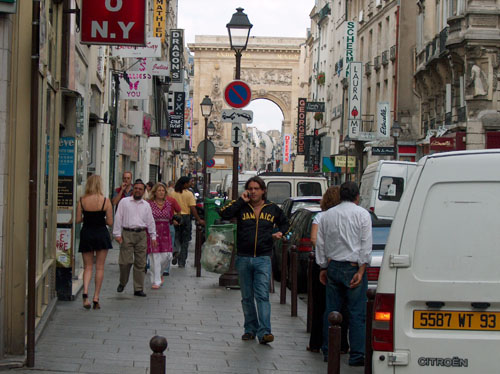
[376,102,391,138]
[118,59,152,100]
[169,92,185,138]
[80,0,147,46]
[297,98,306,155]
[153,0,166,41]
[283,134,292,164]
[170,29,183,82]
[348,62,362,138]
[344,21,357,78]
[312,129,321,172]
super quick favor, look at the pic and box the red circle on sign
[224,81,252,109]
[206,159,215,168]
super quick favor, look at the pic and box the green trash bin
[204,197,225,234]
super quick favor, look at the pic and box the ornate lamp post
[220,8,252,288]
[200,95,213,199]
[391,121,401,161]
[344,135,352,182]
[291,153,296,172]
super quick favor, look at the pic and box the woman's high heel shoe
[92,299,100,310]
[82,294,91,309]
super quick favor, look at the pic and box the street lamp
[344,135,352,182]
[207,121,216,138]
[200,95,213,199]
[220,8,252,288]
[291,153,296,172]
[391,121,401,161]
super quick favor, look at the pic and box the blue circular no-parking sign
[224,81,252,109]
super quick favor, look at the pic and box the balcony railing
[439,27,448,54]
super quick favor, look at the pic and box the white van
[372,150,500,374]
[359,160,417,220]
[258,172,328,205]
[222,171,258,199]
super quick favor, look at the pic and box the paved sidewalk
[12,239,363,374]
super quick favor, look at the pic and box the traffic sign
[231,123,243,147]
[221,109,253,124]
[224,81,252,109]
[197,140,215,160]
[206,159,215,168]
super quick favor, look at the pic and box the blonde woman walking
[76,175,113,309]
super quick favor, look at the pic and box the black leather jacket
[219,198,289,257]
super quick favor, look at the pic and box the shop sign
[80,0,147,46]
[376,102,391,138]
[348,62,362,138]
[56,228,72,268]
[312,129,321,172]
[430,137,455,152]
[111,37,161,57]
[372,146,395,156]
[0,0,16,14]
[153,0,166,41]
[118,59,152,100]
[147,60,169,76]
[170,29,183,82]
[283,134,292,164]
[334,155,356,168]
[169,92,185,138]
[297,98,306,155]
[306,102,325,113]
[344,21,357,78]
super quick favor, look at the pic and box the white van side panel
[391,154,500,374]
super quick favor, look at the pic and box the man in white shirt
[316,182,372,366]
[113,179,157,297]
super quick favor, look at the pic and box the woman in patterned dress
[147,183,181,288]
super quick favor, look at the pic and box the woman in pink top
[147,183,181,288]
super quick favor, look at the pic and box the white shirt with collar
[113,196,157,240]
[315,201,372,268]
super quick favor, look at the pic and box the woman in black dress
[76,175,113,309]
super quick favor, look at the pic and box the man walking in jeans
[219,176,289,344]
[316,181,372,366]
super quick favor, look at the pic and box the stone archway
[189,36,307,171]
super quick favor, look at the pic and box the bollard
[365,288,377,374]
[327,311,342,374]
[306,252,314,333]
[194,223,202,277]
[290,245,298,317]
[150,335,168,374]
[280,241,288,304]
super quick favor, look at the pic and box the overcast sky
[178,0,315,133]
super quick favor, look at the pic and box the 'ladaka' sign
[81,0,147,46]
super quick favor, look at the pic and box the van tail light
[297,238,313,252]
[372,293,395,352]
[366,267,380,281]
[369,207,375,212]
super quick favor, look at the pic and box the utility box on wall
[0,0,16,13]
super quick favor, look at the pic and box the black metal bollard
[195,223,202,277]
[327,312,342,374]
[307,252,314,333]
[150,335,168,374]
[280,241,288,304]
[365,288,377,374]
[290,245,298,317]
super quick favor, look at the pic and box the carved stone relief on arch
[240,68,293,86]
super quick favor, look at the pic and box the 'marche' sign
[81,0,147,46]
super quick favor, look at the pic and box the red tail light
[372,293,395,352]
[369,207,375,212]
[366,267,380,281]
[297,238,313,252]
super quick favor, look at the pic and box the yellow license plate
[413,310,500,331]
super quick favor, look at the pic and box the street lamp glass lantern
[291,153,296,162]
[391,121,402,138]
[226,7,253,52]
[344,135,352,149]
[207,121,216,137]
[200,95,213,118]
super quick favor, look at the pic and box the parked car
[372,150,500,374]
[272,208,391,293]
[280,196,321,219]
[272,206,320,293]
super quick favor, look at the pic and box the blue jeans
[235,256,272,340]
[322,260,367,364]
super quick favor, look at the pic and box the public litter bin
[204,197,225,234]
[201,223,237,274]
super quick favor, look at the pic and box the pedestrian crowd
[77,173,372,367]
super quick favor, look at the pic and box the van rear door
[374,164,409,219]
[393,153,500,373]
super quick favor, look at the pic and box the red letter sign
[80,0,146,46]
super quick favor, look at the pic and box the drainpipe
[393,5,400,123]
[27,0,40,367]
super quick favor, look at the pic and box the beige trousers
[119,230,147,291]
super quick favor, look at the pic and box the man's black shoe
[162,271,169,276]
[134,290,147,297]
[117,284,124,293]
[348,359,365,367]
[172,252,179,265]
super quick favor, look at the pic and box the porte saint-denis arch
[189,36,308,172]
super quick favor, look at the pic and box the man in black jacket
[220,176,289,345]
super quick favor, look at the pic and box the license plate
[413,310,500,331]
